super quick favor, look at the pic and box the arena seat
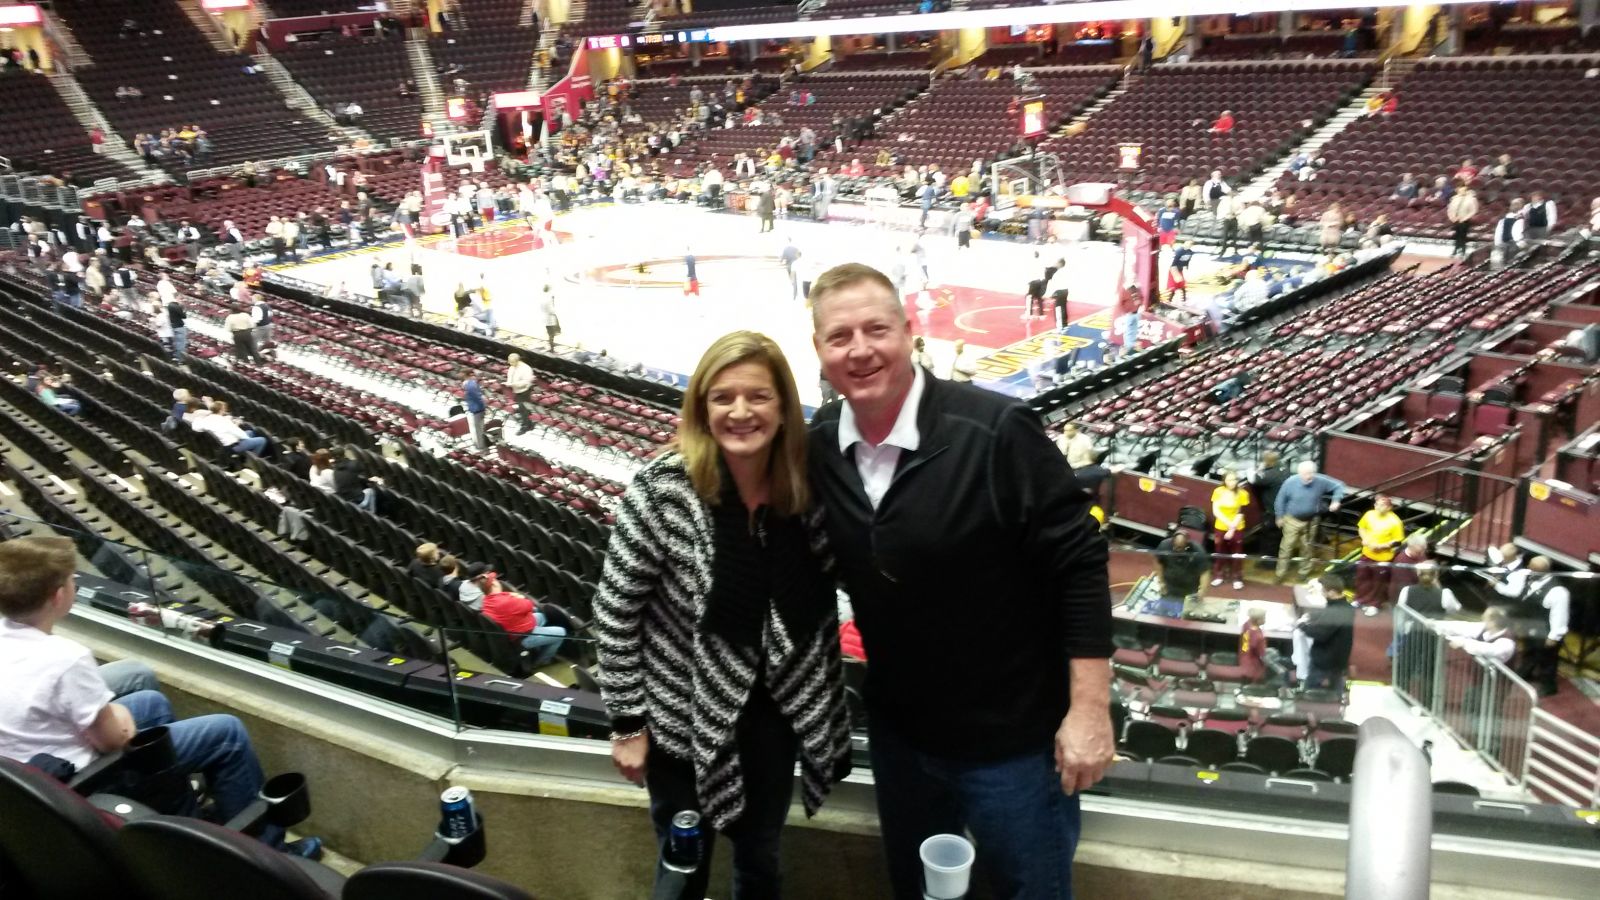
[0,74,138,184]
[52,0,336,171]
[117,815,345,900]
[274,39,424,142]
[1284,57,1600,239]
[430,0,538,103]
[1182,728,1240,767]
[1313,736,1359,781]
[1242,735,1302,775]
[0,756,144,898]
[342,861,535,900]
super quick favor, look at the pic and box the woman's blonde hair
[676,331,808,516]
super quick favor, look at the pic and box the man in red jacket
[477,571,568,667]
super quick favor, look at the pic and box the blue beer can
[440,786,476,840]
[665,810,702,871]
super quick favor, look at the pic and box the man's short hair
[0,536,77,619]
[808,262,899,328]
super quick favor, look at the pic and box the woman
[594,331,850,899]
[1210,470,1249,591]
[309,449,337,493]
[1354,495,1405,615]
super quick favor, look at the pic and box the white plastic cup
[920,833,975,900]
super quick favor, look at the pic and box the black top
[406,558,442,589]
[1253,465,1287,519]
[1302,601,1355,672]
[332,458,369,503]
[280,449,312,481]
[1154,538,1209,597]
[167,301,186,328]
[809,374,1112,760]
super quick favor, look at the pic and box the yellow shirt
[1358,510,1405,561]
[950,175,970,198]
[1211,486,1249,532]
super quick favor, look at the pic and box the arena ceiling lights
[704,0,1480,43]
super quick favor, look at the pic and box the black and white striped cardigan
[593,452,852,830]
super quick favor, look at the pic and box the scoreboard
[585,29,713,50]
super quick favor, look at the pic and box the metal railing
[1391,604,1538,784]
[1525,708,1600,808]
[1346,717,1431,900]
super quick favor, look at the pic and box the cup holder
[260,772,310,826]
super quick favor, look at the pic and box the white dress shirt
[1437,621,1517,664]
[838,366,926,510]
[1495,569,1572,641]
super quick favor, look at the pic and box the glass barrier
[3,509,1596,853]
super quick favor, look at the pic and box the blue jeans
[233,435,268,456]
[116,690,282,847]
[518,622,568,668]
[868,714,1080,900]
[172,327,188,360]
[100,660,159,698]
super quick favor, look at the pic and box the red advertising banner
[420,157,447,235]
[540,44,596,131]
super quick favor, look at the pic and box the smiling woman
[592,329,851,899]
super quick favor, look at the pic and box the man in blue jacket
[807,263,1114,900]
[462,370,487,450]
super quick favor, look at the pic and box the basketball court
[267,201,1249,406]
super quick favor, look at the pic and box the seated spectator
[407,543,443,589]
[24,365,80,416]
[1392,173,1419,201]
[1491,153,1518,179]
[438,556,483,611]
[1209,110,1235,134]
[476,570,568,667]
[191,400,268,456]
[0,536,321,858]
[1240,607,1269,682]
[280,438,312,481]
[309,448,337,493]
[331,445,377,512]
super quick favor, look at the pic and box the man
[1494,198,1526,251]
[0,537,321,857]
[191,401,269,456]
[1391,173,1419,201]
[463,370,487,450]
[506,352,534,433]
[780,237,802,299]
[1152,529,1209,617]
[812,168,835,221]
[1272,461,1345,582]
[1524,191,1557,242]
[1298,574,1354,693]
[155,271,178,308]
[264,215,285,263]
[807,263,1113,900]
[1057,421,1096,470]
[1442,607,1517,665]
[538,285,560,351]
[168,297,189,362]
[221,219,245,263]
[224,304,261,363]
[1202,170,1230,211]
[1216,193,1240,257]
[1493,556,1570,696]
[250,294,273,351]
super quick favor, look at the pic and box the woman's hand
[612,731,649,786]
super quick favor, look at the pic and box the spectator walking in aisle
[176,219,201,260]
[463,370,488,450]
[264,216,285,263]
[0,537,322,858]
[224,304,261,362]
[1210,470,1249,591]
[1353,495,1404,616]
[506,353,534,433]
[1297,574,1354,693]
[250,295,273,351]
[281,215,301,262]
[111,262,137,309]
[1385,531,1434,604]
[167,298,188,362]
[1524,191,1557,242]
[1447,184,1479,257]
[149,294,174,356]
[1493,556,1570,697]
[594,331,851,900]
[807,264,1113,900]
[220,220,244,263]
[1216,193,1241,256]
[1273,461,1345,583]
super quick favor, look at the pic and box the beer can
[439,786,476,840]
[665,810,702,871]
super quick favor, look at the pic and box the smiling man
[806,263,1114,900]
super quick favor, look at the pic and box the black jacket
[332,459,369,504]
[1303,601,1355,673]
[809,373,1112,760]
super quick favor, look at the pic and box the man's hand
[1328,501,1341,513]
[1055,705,1115,795]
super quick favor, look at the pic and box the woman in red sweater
[478,571,568,668]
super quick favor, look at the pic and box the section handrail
[1346,716,1431,900]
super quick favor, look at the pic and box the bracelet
[609,728,647,743]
